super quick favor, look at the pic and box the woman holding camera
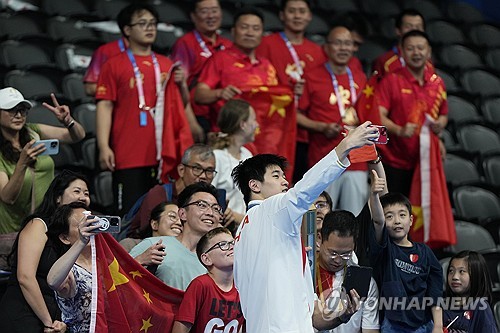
[0,88,85,235]
[47,201,100,333]
[0,170,90,333]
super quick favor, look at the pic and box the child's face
[448,258,470,296]
[203,232,235,269]
[383,203,413,243]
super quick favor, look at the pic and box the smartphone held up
[86,214,121,233]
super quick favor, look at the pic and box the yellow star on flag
[143,289,152,304]
[140,316,153,333]
[268,94,292,118]
[130,270,143,279]
[362,84,374,98]
[412,206,423,232]
[107,257,129,292]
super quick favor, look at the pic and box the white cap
[0,87,33,110]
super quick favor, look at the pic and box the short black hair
[196,226,232,266]
[320,210,358,241]
[117,3,160,36]
[380,192,412,214]
[401,29,430,47]
[177,182,219,209]
[232,154,287,205]
[395,8,425,30]
[318,191,332,209]
[49,201,90,242]
[279,0,311,11]
[191,0,221,13]
[233,6,264,27]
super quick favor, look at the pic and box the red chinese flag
[160,78,194,183]
[240,85,296,178]
[356,73,381,125]
[409,118,456,248]
[90,233,184,333]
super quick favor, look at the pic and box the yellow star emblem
[362,84,374,98]
[412,206,423,232]
[140,316,153,333]
[268,94,292,118]
[107,257,129,292]
[130,270,143,279]
[143,289,152,304]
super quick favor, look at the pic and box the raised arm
[38,93,85,143]
[368,169,385,244]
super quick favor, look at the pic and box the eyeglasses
[196,7,221,16]
[183,164,217,177]
[326,250,352,261]
[326,39,354,47]
[182,200,223,215]
[2,106,29,118]
[315,201,330,210]
[205,240,235,253]
[129,20,158,30]
[164,212,179,223]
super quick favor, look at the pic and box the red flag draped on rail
[90,233,184,333]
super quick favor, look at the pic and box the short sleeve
[95,60,118,101]
[375,75,393,111]
[197,55,221,89]
[174,277,206,324]
[129,238,156,257]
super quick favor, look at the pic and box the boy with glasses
[129,182,220,290]
[172,227,244,332]
[96,3,193,217]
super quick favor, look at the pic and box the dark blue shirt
[443,302,498,333]
[369,224,444,328]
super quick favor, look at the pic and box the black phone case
[342,265,373,299]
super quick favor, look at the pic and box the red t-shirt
[171,31,232,117]
[372,46,434,77]
[349,56,364,74]
[299,64,367,169]
[95,52,179,170]
[256,33,326,144]
[175,274,244,333]
[376,66,448,170]
[83,38,127,84]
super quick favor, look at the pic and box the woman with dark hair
[0,88,85,234]
[47,202,99,333]
[0,170,90,333]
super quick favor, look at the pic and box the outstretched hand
[42,93,72,126]
[335,122,379,161]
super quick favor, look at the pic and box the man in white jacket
[232,121,378,333]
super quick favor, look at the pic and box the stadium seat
[483,154,500,189]
[448,221,497,254]
[453,185,500,223]
[54,43,93,73]
[47,17,98,43]
[447,95,482,126]
[485,49,500,72]
[73,103,97,137]
[357,40,387,72]
[456,124,500,156]
[469,24,500,49]
[155,3,190,27]
[447,1,485,24]
[94,0,131,20]
[443,154,483,188]
[260,8,282,32]
[435,68,461,94]
[439,257,451,290]
[305,14,329,36]
[480,250,500,291]
[62,73,89,104]
[441,128,462,154]
[0,12,45,40]
[360,0,400,19]
[426,20,465,45]
[81,137,97,170]
[42,0,91,18]
[482,97,500,127]
[439,44,483,70]
[27,103,64,127]
[93,171,114,212]
[460,69,500,98]
[52,144,80,170]
[494,301,500,330]
[315,0,358,13]
[4,70,60,101]
[0,40,52,69]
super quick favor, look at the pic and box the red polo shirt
[376,66,448,170]
[257,32,326,144]
[84,38,127,84]
[171,30,232,117]
[373,46,434,77]
[299,64,367,169]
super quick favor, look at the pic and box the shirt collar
[228,45,261,64]
[247,200,263,211]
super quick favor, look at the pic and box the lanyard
[325,63,357,118]
[118,38,126,52]
[126,49,162,111]
[279,31,303,76]
[392,45,405,67]
[194,30,213,57]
